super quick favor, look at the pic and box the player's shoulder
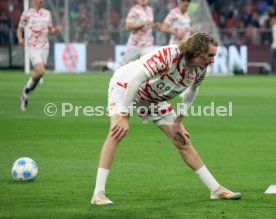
[22,8,34,15]
[41,8,51,15]
[147,5,154,12]
[142,45,180,60]
[169,7,179,14]
[160,45,180,55]
[165,7,179,19]
[131,4,152,11]
[130,4,140,11]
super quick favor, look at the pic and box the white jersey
[163,7,192,45]
[126,4,154,48]
[113,45,206,104]
[271,24,276,49]
[19,8,53,49]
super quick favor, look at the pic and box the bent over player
[17,0,61,111]
[91,32,242,205]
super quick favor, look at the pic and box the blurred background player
[17,0,61,111]
[106,0,160,72]
[161,0,193,98]
[161,0,193,45]
[271,16,276,74]
[91,32,242,205]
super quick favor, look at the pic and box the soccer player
[161,0,193,98]
[17,0,61,111]
[106,0,160,71]
[91,32,242,205]
[161,0,193,45]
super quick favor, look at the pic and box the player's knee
[37,68,45,76]
[34,65,45,76]
[172,138,191,150]
[108,132,126,144]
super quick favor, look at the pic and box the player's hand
[153,22,161,29]
[175,30,185,40]
[55,25,62,33]
[173,120,190,144]
[143,20,153,26]
[19,38,24,47]
[111,115,129,141]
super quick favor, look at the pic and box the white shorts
[28,48,49,66]
[108,79,176,126]
[122,46,152,65]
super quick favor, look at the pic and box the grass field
[0,71,276,219]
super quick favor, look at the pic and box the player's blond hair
[179,32,218,62]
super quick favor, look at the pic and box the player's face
[179,0,190,12]
[192,44,217,69]
[32,0,44,8]
[137,0,148,7]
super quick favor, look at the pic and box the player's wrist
[175,115,184,123]
[119,114,129,120]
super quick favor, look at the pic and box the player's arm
[177,68,207,120]
[178,83,200,120]
[48,25,61,35]
[161,22,185,39]
[125,20,152,31]
[173,83,200,144]
[111,72,148,140]
[17,27,24,47]
[161,22,176,35]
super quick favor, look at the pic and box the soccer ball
[11,157,38,181]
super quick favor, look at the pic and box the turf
[0,71,276,219]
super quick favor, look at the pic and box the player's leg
[92,79,128,205]
[121,46,141,65]
[140,46,153,56]
[105,46,140,72]
[143,102,241,200]
[92,115,124,205]
[20,49,48,111]
[157,122,241,200]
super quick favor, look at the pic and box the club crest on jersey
[184,73,196,85]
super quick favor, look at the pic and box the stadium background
[0,0,275,74]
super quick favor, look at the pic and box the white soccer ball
[11,157,38,181]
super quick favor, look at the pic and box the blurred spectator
[250,11,261,28]
[98,31,114,44]
[0,10,9,46]
[240,2,254,26]
[78,3,91,30]
[270,16,276,73]
[110,11,120,29]
[4,0,276,47]
[240,24,260,45]
[218,15,227,29]
[259,9,270,27]
[257,0,269,14]
[72,32,80,42]
[260,18,272,45]
[82,32,92,44]
[235,20,247,45]
[226,3,238,20]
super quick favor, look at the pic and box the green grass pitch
[0,71,276,218]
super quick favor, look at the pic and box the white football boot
[211,185,242,200]
[91,191,113,205]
